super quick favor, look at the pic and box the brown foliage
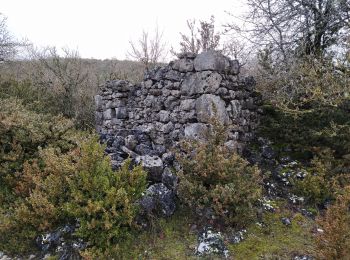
[316,186,350,260]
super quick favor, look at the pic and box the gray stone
[165,70,182,81]
[172,58,194,72]
[115,107,128,119]
[139,183,176,218]
[162,122,174,134]
[103,108,115,120]
[94,95,103,111]
[195,94,230,124]
[125,135,138,150]
[162,167,178,190]
[144,95,156,107]
[135,144,153,156]
[184,123,208,140]
[229,60,240,75]
[135,155,164,182]
[159,110,170,123]
[194,50,238,75]
[95,111,103,125]
[231,100,242,118]
[35,224,86,259]
[162,152,175,166]
[181,71,222,96]
[179,99,195,111]
[196,227,229,258]
[121,146,138,158]
[281,217,292,226]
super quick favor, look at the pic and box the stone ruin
[95,51,261,209]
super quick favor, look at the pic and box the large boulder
[181,71,222,96]
[195,94,230,124]
[194,50,239,75]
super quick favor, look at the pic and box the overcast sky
[2,0,245,60]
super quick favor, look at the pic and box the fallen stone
[281,217,292,226]
[162,167,178,190]
[228,229,247,244]
[135,155,164,182]
[125,135,138,150]
[139,183,176,217]
[196,227,229,258]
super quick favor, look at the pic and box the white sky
[1,0,245,60]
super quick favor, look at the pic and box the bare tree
[127,26,167,71]
[0,14,23,62]
[173,16,221,55]
[29,46,94,126]
[176,19,201,54]
[226,0,350,63]
[199,16,221,52]
[222,39,248,62]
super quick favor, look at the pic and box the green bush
[292,149,350,206]
[0,137,148,255]
[65,140,147,253]
[0,144,81,253]
[177,121,262,226]
[0,97,77,205]
[0,98,148,255]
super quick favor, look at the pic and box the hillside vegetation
[1,2,350,259]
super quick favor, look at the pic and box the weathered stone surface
[95,95,103,111]
[159,110,170,123]
[162,167,178,190]
[194,51,231,72]
[125,135,138,150]
[181,71,222,96]
[193,50,240,75]
[184,123,208,140]
[172,58,194,72]
[180,99,195,111]
[136,155,164,181]
[103,108,115,120]
[139,183,176,217]
[196,227,229,258]
[35,224,86,260]
[195,94,230,124]
[115,107,128,119]
[231,100,242,118]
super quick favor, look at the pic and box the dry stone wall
[95,50,261,188]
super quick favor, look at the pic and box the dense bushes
[0,98,148,255]
[66,145,147,253]
[177,121,262,226]
[291,149,350,206]
[0,97,77,205]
